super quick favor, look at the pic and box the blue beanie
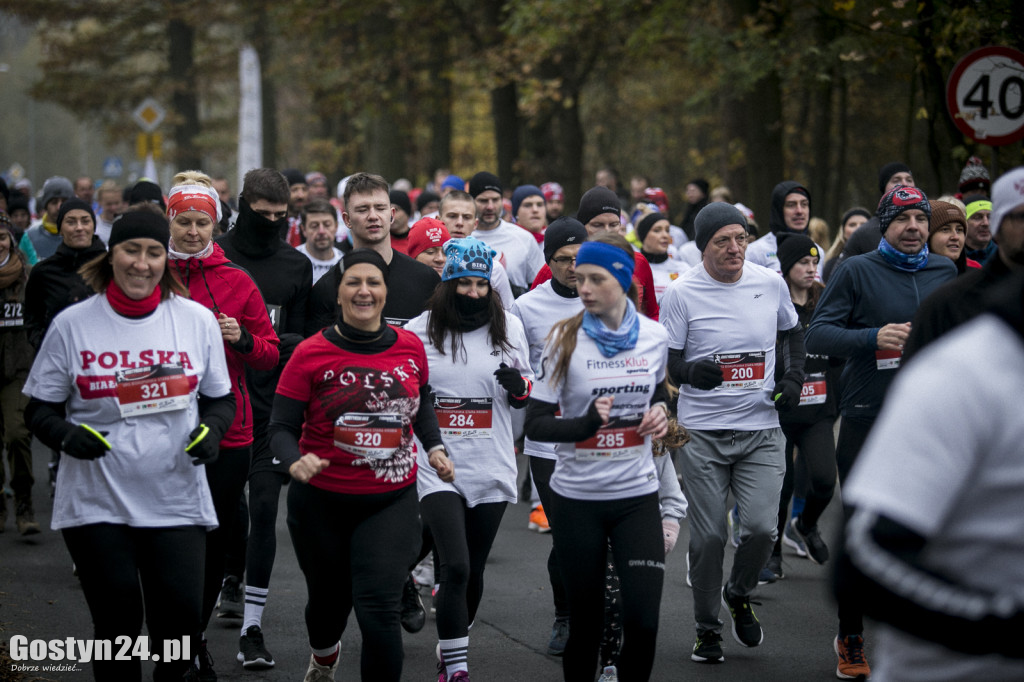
[512,185,544,219]
[575,241,634,293]
[441,237,495,282]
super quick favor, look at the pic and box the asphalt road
[2,438,862,681]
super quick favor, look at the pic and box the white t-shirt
[845,315,1024,681]
[405,310,532,507]
[532,315,668,501]
[660,262,798,430]
[23,294,232,530]
[299,244,343,284]
[472,220,545,292]
[510,281,584,460]
[489,260,515,311]
[745,231,825,280]
[647,254,686,304]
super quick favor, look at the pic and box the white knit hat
[990,167,1024,238]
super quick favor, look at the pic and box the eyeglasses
[550,256,577,265]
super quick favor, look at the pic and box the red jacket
[172,243,279,448]
[530,251,660,321]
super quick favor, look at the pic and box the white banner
[238,44,262,191]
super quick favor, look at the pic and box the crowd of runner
[1,156,1023,682]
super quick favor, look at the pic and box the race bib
[798,372,827,406]
[714,351,766,390]
[575,414,645,461]
[115,364,191,417]
[333,413,403,460]
[875,349,901,370]
[1,301,23,328]
[434,396,493,439]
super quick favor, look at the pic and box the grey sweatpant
[680,427,784,633]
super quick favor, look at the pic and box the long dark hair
[425,278,511,361]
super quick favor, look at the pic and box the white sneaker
[303,653,338,682]
[412,553,434,587]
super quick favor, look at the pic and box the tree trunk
[491,82,520,186]
[167,9,200,169]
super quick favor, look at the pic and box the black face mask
[454,292,490,331]
[232,197,289,258]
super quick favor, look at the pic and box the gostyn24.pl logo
[8,635,191,670]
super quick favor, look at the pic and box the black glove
[494,362,528,398]
[687,359,724,390]
[773,377,803,412]
[277,333,303,366]
[62,424,111,460]
[185,424,221,466]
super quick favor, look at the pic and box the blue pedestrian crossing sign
[103,156,123,178]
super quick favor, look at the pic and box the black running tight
[550,491,664,682]
[200,446,250,631]
[419,491,507,639]
[62,523,205,682]
[775,418,838,553]
[287,482,420,682]
[529,456,570,618]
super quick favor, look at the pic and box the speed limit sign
[946,46,1024,146]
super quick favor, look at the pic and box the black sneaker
[236,625,275,669]
[691,629,724,663]
[547,617,569,656]
[722,587,763,647]
[758,554,784,585]
[197,639,216,682]
[217,575,244,619]
[792,517,830,565]
[400,575,426,633]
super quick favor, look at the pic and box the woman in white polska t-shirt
[525,236,670,682]
[22,211,234,681]
[406,236,533,682]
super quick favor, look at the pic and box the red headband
[167,185,220,223]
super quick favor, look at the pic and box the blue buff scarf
[582,298,640,358]
[877,237,929,272]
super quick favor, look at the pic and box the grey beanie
[41,176,74,209]
[695,202,747,251]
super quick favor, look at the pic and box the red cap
[408,217,450,259]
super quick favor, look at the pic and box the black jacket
[24,236,107,349]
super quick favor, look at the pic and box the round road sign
[946,46,1024,146]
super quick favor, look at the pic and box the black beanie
[57,198,97,233]
[543,217,588,262]
[576,186,621,226]
[776,232,819,278]
[109,210,170,249]
[841,207,871,228]
[695,202,747,252]
[389,189,412,215]
[128,181,166,211]
[416,191,440,212]
[877,162,912,194]
[635,212,665,244]
[469,172,502,198]
[342,248,390,284]
[282,168,306,186]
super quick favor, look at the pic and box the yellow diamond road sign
[133,98,166,133]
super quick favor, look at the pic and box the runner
[269,248,453,682]
[510,217,588,655]
[166,171,281,680]
[0,214,38,535]
[525,239,670,682]
[405,237,533,682]
[661,202,805,665]
[760,234,840,584]
[22,210,235,681]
